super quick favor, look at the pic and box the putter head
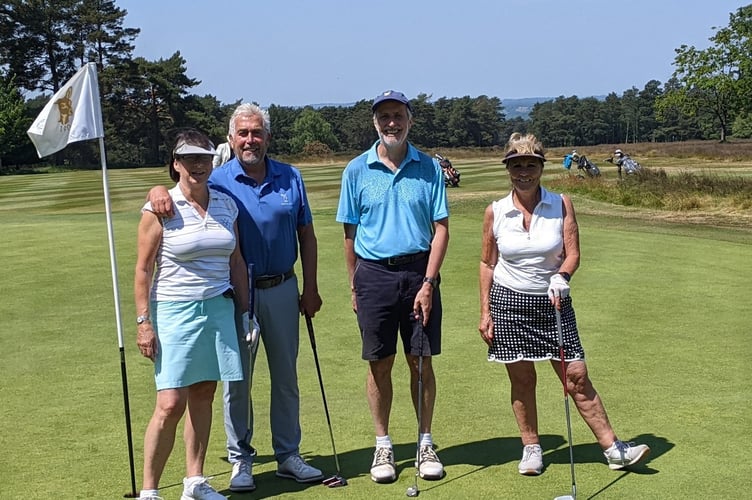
[322,475,347,487]
[406,486,420,497]
[553,496,575,500]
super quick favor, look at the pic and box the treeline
[1,1,751,170]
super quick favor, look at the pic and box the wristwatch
[136,315,150,325]
[422,276,437,288]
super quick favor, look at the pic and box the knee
[369,357,395,380]
[566,364,595,398]
[189,381,217,403]
[155,392,188,421]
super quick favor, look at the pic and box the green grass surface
[1,159,750,499]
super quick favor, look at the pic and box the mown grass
[0,150,750,500]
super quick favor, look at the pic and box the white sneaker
[417,445,444,480]
[519,444,543,475]
[276,454,324,483]
[370,446,397,483]
[138,495,163,500]
[604,440,651,470]
[229,460,255,492]
[180,477,225,500]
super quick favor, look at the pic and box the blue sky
[119,0,745,107]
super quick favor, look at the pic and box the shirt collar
[365,140,420,170]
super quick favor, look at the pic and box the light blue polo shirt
[336,141,449,260]
[209,156,313,276]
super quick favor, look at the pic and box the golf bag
[435,154,461,187]
[607,152,642,178]
[571,152,600,178]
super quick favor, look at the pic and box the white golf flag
[27,62,104,158]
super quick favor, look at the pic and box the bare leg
[407,354,436,433]
[551,360,617,449]
[505,361,539,445]
[367,356,395,436]
[142,388,189,490]
[184,381,218,477]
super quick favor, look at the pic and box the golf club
[553,307,576,500]
[238,265,259,459]
[406,315,425,498]
[304,313,347,487]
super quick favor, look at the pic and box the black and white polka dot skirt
[488,283,585,363]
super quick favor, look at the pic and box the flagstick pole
[98,137,139,498]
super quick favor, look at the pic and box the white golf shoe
[180,477,225,500]
[370,446,397,483]
[518,444,543,475]
[604,440,651,470]
[228,460,255,492]
[416,445,444,480]
[276,454,324,483]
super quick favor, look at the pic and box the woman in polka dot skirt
[478,133,651,476]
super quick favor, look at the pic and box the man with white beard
[336,90,450,484]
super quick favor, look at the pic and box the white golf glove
[547,274,570,301]
[242,311,260,348]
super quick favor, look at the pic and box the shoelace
[234,460,250,476]
[374,447,394,466]
[418,445,440,464]
[613,440,635,463]
[191,478,218,496]
[521,445,542,462]
[287,455,306,472]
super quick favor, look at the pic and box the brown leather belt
[254,269,294,289]
[363,251,429,267]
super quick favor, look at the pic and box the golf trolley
[606,150,642,179]
[564,151,600,178]
[435,154,461,187]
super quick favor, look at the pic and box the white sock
[376,435,392,448]
[419,433,433,447]
[139,490,159,499]
[184,475,204,487]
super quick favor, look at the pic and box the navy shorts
[353,255,442,360]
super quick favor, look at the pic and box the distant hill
[310,96,607,120]
[502,97,553,120]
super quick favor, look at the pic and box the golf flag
[27,62,104,158]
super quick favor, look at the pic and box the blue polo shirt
[209,156,313,276]
[336,141,449,260]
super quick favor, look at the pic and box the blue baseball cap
[372,90,412,113]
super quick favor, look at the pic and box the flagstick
[98,137,138,498]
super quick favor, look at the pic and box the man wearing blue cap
[336,90,450,483]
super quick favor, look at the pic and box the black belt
[363,251,429,267]
[254,269,295,289]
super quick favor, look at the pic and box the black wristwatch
[422,276,437,288]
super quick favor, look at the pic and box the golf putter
[406,312,425,498]
[553,307,576,500]
[237,263,258,458]
[304,314,347,487]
